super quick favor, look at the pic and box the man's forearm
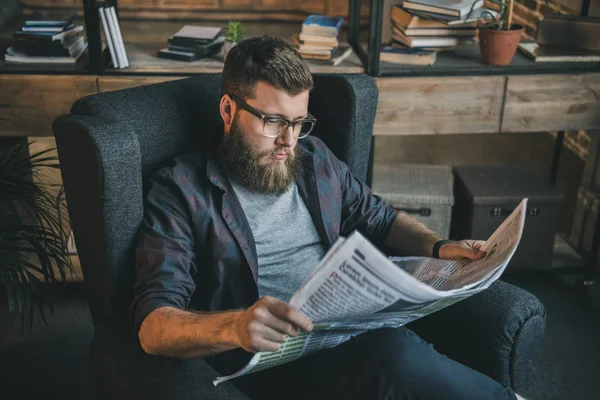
[138,306,243,359]
[384,211,442,257]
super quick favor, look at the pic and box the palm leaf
[0,140,73,328]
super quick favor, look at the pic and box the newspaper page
[213,199,527,386]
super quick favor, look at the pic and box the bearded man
[132,36,525,400]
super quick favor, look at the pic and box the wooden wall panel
[20,0,79,6]
[502,73,600,133]
[221,0,256,6]
[19,0,348,15]
[0,75,97,137]
[374,76,505,136]
[156,0,219,9]
[119,0,157,6]
[97,76,187,93]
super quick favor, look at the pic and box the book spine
[108,6,129,68]
[99,6,119,68]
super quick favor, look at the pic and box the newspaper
[213,198,528,386]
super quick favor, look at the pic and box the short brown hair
[222,36,313,99]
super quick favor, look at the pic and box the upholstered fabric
[53,74,545,400]
[407,280,546,397]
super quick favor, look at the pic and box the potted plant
[477,0,524,66]
[223,21,244,59]
[0,104,72,329]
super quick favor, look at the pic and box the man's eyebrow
[268,112,308,120]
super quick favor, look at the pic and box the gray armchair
[53,74,545,399]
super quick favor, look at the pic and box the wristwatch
[432,240,453,259]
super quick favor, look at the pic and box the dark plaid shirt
[131,136,397,369]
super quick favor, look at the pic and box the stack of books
[158,25,224,62]
[295,15,352,66]
[5,13,87,64]
[518,15,600,63]
[382,0,496,65]
[99,2,128,69]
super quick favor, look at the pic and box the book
[5,42,87,64]
[301,15,344,37]
[392,5,455,29]
[409,7,497,25]
[22,12,77,32]
[22,23,75,32]
[380,46,437,65]
[13,35,85,57]
[402,0,484,19]
[106,6,129,68]
[298,33,339,47]
[160,36,225,60]
[99,6,119,68]
[300,46,353,66]
[392,20,476,37]
[392,28,475,48]
[158,48,203,62]
[517,42,600,63]
[13,25,83,41]
[172,25,223,44]
[537,15,600,52]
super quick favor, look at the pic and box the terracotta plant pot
[478,25,524,66]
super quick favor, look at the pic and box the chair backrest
[53,74,378,329]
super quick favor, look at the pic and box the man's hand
[438,240,487,261]
[236,296,313,353]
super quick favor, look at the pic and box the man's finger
[248,337,282,353]
[266,298,313,332]
[440,243,486,260]
[260,311,301,337]
[471,240,486,250]
[461,246,486,260]
[254,324,289,343]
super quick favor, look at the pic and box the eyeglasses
[229,94,317,139]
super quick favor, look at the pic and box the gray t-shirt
[229,180,326,302]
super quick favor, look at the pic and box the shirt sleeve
[331,150,397,248]
[131,170,197,333]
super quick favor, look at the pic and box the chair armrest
[406,280,546,396]
[90,326,250,400]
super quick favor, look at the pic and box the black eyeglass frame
[228,94,317,139]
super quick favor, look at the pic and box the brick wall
[552,130,591,160]
[512,0,581,40]
[510,0,591,161]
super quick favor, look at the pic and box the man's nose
[276,125,297,147]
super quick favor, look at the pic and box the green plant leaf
[2,271,17,313]
[26,270,49,325]
[0,140,72,327]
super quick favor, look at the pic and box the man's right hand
[236,296,313,353]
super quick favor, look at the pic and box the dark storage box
[451,165,563,270]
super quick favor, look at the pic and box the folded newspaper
[213,198,528,386]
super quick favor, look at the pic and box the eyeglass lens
[263,119,314,138]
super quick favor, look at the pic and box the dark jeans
[232,327,517,400]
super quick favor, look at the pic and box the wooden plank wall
[0,75,97,137]
[502,74,600,133]
[2,73,600,138]
[19,0,365,21]
[374,76,505,135]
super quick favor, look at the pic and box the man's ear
[220,95,235,133]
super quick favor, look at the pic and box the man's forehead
[249,81,309,118]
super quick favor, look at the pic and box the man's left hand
[438,240,486,261]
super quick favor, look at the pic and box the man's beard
[219,119,301,194]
